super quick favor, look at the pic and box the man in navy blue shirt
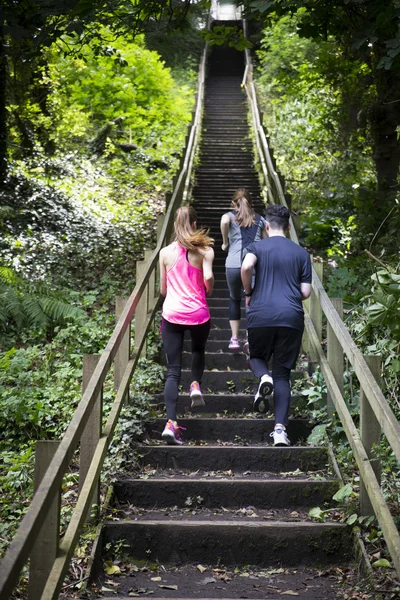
[241,205,312,446]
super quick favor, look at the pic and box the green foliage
[3,0,209,56]
[0,266,85,334]
[254,13,380,254]
[365,269,400,341]
[0,162,159,288]
[50,32,194,149]
[203,25,252,50]
[325,263,368,302]
[243,0,400,70]
[0,6,198,574]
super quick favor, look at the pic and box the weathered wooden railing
[242,20,400,577]
[0,43,208,600]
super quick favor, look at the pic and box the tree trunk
[369,51,400,199]
[0,26,7,181]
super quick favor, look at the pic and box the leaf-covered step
[101,520,351,567]
[96,563,345,600]
[160,350,247,370]
[137,446,328,472]
[204,327,246,340]
[182,339,244,352]
[152,391,306,415]
[179,369,304,392]
[144,417,313,444]
[113,477,339,509]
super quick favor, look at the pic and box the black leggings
[161,317,211,421]
[248,326,303,426]
[226,267,242,321]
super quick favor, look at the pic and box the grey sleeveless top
[225,211,266,268]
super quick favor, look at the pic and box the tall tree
[242,0,400,200]
[0,0,209,180]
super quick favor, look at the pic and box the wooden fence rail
[0,40,208,600]
[242,19,400,578]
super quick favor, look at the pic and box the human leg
[160,318,185,422]
[269,327,303,445]
[226,268,242,349]
[248,327,275,410]
[189,319,211,408]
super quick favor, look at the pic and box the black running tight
[161,318,211,421]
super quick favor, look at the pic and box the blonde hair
[174,206,214,251]
[232,188,255,227]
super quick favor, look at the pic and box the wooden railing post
[28,441,61,600]
[145,249,156,308]
[305,260,323,373]
[134,257,149,355]
[327,298,344,418]
[360,355,382,516]
[310,261,323,341]
[157,214,165,243]
[80,354,102,521]
[114,297,130,399]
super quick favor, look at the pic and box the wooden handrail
[305,315,400,576]
[0,41,208,600]
[242,19,400,577]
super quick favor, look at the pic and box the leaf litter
[94,562,373,599]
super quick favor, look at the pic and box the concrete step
[179,370,304,392]
[207,327,245,340]
[151,392,307,415]
[183,339,244,351]
[188,351,248,370]
[114,477,339,509]
[101,520,351,567]
[208,291,231,300]
[99,571,343,600]
[209,306,246,317]
[210,318,246,329]
[145,418,313,444]
[207,296,234,306]
[160,350,248,370]
[136,445,329,472]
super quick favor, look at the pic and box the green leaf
[104,561,121,575]
[332,484,353,502]
[307,423,328,446]
[346,513,358,525]
[308,507,326,522]
[372,558,391,568]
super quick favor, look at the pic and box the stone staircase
[91,41,353,600]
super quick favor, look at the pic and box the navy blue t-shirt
[245,236,312,331]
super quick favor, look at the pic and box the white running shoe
[270,427,291,447]
[253,373,274,411]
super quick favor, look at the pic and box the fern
[0,267,86,332]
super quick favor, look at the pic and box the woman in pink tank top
[159,206,214,445]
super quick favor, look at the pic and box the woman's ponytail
[174,206,214,251]
[232,188,255,227]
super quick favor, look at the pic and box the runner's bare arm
[203,247,215,297]
[220,213,230,251]
[241,252,257,306]
[300,282,312,300]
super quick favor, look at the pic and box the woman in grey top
[220,188,267,351]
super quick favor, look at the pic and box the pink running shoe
[228,337,240,351]
[190,381,205,408]
[162,420,185,445]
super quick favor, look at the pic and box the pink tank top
[162,242,210,325]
